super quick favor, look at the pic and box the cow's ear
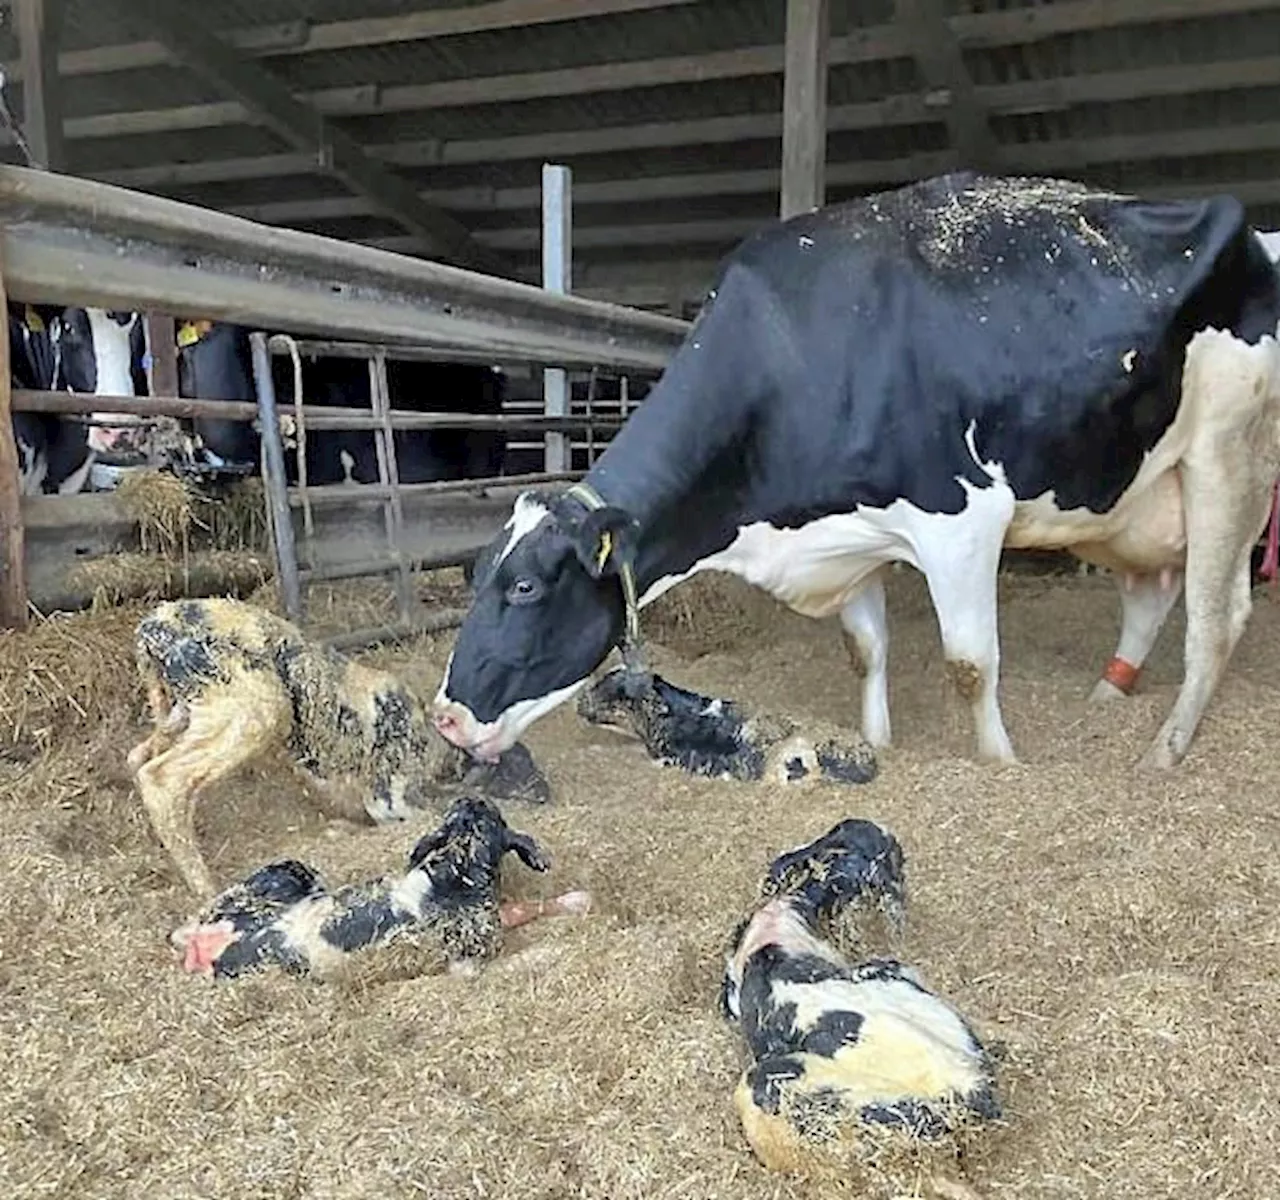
[571,505,638,580]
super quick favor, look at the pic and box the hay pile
[68,470,275,608]
[4,568,1280,1198]
[0,605,143,753]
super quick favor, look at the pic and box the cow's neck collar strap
[564,481,645,668]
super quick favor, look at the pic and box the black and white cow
[8,303,95,496]
[433,172,1280,771]
[55,308,150,487]
[176,320,507,485]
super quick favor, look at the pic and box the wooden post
[15,0,67,173]
[542,163,572,474]
[0,249,29,628]
[145,313,178,397]
[780,0,829,220]
[249,331,303,622]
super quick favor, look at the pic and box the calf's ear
[570,505,640,580]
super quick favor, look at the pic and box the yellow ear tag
[176,322,201,348]
[596,530,613,572]
[24,305,43,333]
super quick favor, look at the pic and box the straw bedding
[3,567,1280,1199]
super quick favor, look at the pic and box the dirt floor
[3,565,1279,1199]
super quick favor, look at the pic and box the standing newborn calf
[577,665,877,785]
[722,819,999,1175]
[174,796,590,981]
[128,598,551,898]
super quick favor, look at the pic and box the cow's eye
[506,577,541,604]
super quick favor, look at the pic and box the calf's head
[407,795,551,901]
[434,489,639,761]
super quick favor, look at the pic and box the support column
[15,0,67,173]
[0,248,28,628]
[542,163,572,473]
[780,0,829,220]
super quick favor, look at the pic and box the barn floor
[3,567,1279,1199]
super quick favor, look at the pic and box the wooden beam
[92,52,1280,195]
[780,0,829,219]
[13,0,1280,143]
[14,0,66,172]
[895,0,998,170]
[34,0,699,79]
[211,116,1280,233]
[0,246,27,628]
[102,0,508,276]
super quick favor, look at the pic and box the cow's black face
[52,308,96,393]
[433,490,636,760]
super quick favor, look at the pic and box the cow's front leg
[1089,569,1183,703]
[840,569,891,748]
[916,500,1017,764]
[1142,328,1280,769]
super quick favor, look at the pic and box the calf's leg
[840,569,891,748]
[1142,328,1280,769]
[134,682,287,897]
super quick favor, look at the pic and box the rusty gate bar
[0,165,688,370]
[249,330,303,622]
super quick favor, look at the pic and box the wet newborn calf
[173,796,590,981]
[128,598,551,897]
[577,665,876,785]
[721,818,999,1174]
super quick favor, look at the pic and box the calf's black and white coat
[172,796,555,981]
[722,819,999,1173]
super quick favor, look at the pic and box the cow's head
[54,308,148,458]
[433,488,638,761]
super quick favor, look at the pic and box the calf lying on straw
[576,665,877,785]
[721,818,1000,1176]
[128,598,551,898]
[173,796,591,982]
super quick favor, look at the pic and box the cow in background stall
[175,320,507,486]
[52,308,151,490]
[433,173,1280,773]
[8,302,96,496]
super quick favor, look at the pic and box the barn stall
[3,2,1280,1199]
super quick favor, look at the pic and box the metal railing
[0,164,691,638]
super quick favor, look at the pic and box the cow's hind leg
[914,491,1017,764]
[1142,328,1280,770]
[1089,570,1183,703]
[135,685,285,897]
[840,569,891,748]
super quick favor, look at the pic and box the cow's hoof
[1137,734,1182,771]
[1088,678,1127,705]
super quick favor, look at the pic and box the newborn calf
[577,665,876,785]
[722,818,999,1174]
[128,598,551,898]
[173,796,590,981]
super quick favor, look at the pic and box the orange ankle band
[1102,656,1140,695]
